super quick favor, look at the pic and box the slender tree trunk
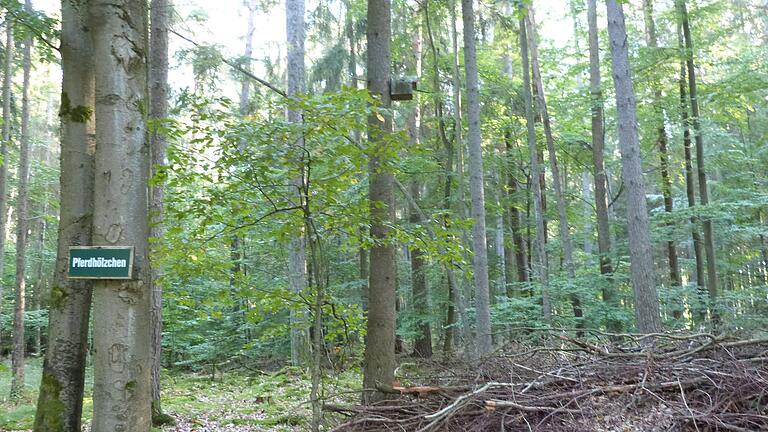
[11,0,32,397]
[33,1,95,428]
[605,0,662,334]
[460,0,492,355]
[149,0,171,424]
[286,0,310,368]
[588,24,621,331]
[678,35,705,295]
[0,14,12,349]
[520,15,550,318]
[89,0,152,429]
[677,0,718,316]
[643,0,682,295]
[362,0,396,404]
[507,172,530,287]
[526,7,582,327]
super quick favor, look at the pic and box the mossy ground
[1,359,361,431]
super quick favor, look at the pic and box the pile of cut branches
[327,332,768,431]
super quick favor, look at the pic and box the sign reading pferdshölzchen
[68,246,134,279]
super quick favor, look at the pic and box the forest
[0,0,766,430]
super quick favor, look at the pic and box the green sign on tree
[68,246,134,279]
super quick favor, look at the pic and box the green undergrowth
[1,358,361,431]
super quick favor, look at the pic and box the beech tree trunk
[149,0,171,423]
[0,14,12,349]
[33,1,95,428]
[89,0,152,429]
[11,0,32,398]
[526,7,582,327]
[520,14,551,318]
[363,0,396,404]
[605,0,662,334]
[643,0,682,292]
[677,0,718,315]
[461,0,492,355]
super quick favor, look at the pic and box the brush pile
[328,331,768,431]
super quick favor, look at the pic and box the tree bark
[587,0,614,291]
[678,33,705,305]
[643,0,682,293]
[677,0,718,315]
[519,14,551,318]
[149,0,171,423]
[526,7,582,327]
[605,0,662,334]
[362,0,396,404]
[286,0,310,368]
[33,1,95,428]
[11,0,32,398]
[89,0,152,429]
[461,0,492,355]
[0,13,12,350]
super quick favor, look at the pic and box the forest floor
[2,333,766,431]
[0,359,360,431]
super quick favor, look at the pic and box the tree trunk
[89,0,152,429]
[362,0,396,404]
[11,0,32,398]
[678,33,705,305]
[526,7,582,328]
[587,0,615,301]
[286,0,310,368]
[643,0,682,294]
[677,0,718,316]
[605,0,662,334]
[519,14,551,318]
[33,1,95,428]
[149,0,171,424]
[460,0,492,355]
[0,13,12,350]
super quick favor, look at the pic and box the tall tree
[11,0,33,398]
[286,0,310,367]
[526,7,583,327]
[677,0,718,313]
[520,13,550,318]
[149,0,171,424]
[89,0,152,428]
[605,0,662,333]
[587,0,620,331]
[34,0,95,428]
[0,12,12,348]
[643,0,682,292]
[362,0,396,404]
[678,26,705,304]
[460,0,492,355]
